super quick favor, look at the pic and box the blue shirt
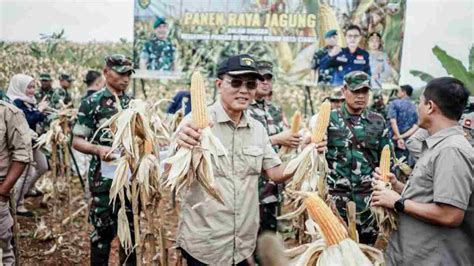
[387,97,418,137]
[13,99,46,132]
[167,91,191,115]
[320,47,371,86]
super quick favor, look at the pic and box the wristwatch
[394,197,407,213]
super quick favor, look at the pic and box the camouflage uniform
[50,87,72,109]
[140,37,175,71]
[73,86,136,265]
[325,72,391,245]
[34,87,55,103]
[369,103,387,119]
[248,97,285,232]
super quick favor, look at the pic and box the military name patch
[336,56,348,62]
[354,59,366,64]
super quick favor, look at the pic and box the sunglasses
[222,78,258,90]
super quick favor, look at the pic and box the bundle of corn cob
[162,71,228,204]
[95,98,162,264]
[371,145,397,240]
[318,3,346,48]
[279,111,302,161]
[288,193,384,265]
[281,101,332,219]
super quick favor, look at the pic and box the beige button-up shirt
[386,126,474,265]
[176,100,281,265]
[0,100,32,179]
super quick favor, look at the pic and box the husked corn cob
[276,42,293,72]
[291,111,302,133]
[380,145,390,182]
[190,71,209,129]
[304,193,348,246]
[312,101,331,143]
[318,4,346,48]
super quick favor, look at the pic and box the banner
[133,0,406,88]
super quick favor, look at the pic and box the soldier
[51,73,74,109]
[370,90,387,118]
[0,99,32,265]
[309,88,345,131]
[320,25,371,86]
[139,16,175,71]
[82,70,105,101]
[72,54,136,265]
[323,71,390,245]
[311,29,338,85]
[35,73,54,103]
[247,60,301,233]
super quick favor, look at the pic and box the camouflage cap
[324,29,337,39]
[257,60,273,77]
[59,73,74,81]
[105,54,135,74]
[460,112,474,130]
[154,16,166,28]
[344,71,371,91]
[372,89,384,100]
[39,73,52,81]
[329,88,344,100]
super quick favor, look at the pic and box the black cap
[217,54,263,80]
[59,73,74,82]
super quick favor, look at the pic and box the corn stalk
[95,98,164,265]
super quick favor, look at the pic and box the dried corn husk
[280,102,331,220]
[287,193,384,266]
[371,145,397,240]
[162,72,228,204]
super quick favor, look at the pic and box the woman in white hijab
[7,74,49,217]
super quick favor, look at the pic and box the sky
[0,0,473,88]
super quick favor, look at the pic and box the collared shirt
[177,100,281,265]
[0,100,32,178]
[386,126,474,266]
[387,96,418,138]
[320,47,371,86]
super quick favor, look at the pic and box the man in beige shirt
[372,77,473,265]
[174,54,325,265]
[0,100,32,265]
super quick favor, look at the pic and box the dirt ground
[16,176,181,265]
[16,175,298,265]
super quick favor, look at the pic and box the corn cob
[312,101,331,143]
[276,42,293,72]
[190,71,209,129]
[304,193,348,246]
[291,111,302,133]
[318,4,346,48]
[380,145,390,182]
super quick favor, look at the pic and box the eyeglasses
[222,78,258,90]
